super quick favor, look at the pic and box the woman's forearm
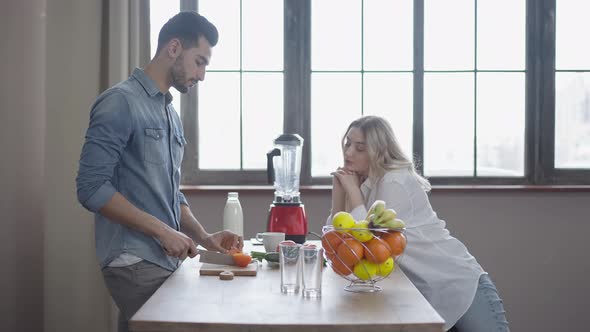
[331,177,346,215]
[346,189,364,211]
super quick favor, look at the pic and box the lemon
[331,211,355,232]
[353,259,378,280]
[377,257,395,277]
[350,220,374,242]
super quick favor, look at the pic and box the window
[149,0,590,186]
[555,0,590,171]
[310,0,414,177]
[423,0,525,179]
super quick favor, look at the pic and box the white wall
[0,1,46,331]
[185,189,590,332]
[44,1,112,332]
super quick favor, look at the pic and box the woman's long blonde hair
[342,115,431,192]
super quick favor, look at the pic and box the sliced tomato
[232,253,252,267]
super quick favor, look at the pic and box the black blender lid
[274,133,304,146]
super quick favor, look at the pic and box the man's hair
[156,11,218,54]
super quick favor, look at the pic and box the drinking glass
[301,246,323,298]
[279,242,302,294]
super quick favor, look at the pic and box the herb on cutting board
[251,251,279,263]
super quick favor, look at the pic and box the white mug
[255,232,285,253]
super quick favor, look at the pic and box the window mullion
[180,0,199,184]
[413,0,425,175]
[525,0,555,185]
[284,0,312,184]
[181,0,197,11]
[473,0,478,177]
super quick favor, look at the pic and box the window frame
[173,0,590,186]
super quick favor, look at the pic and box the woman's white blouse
[327,169,485,330]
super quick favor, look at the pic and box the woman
[328,115,509,332]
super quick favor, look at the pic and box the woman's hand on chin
[332,166,355,176]
[332,169,361,193]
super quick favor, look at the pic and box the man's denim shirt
[76,68,188,271]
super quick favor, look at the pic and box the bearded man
[76,12,242,332]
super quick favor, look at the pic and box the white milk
[223,192,243,236]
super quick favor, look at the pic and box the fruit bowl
[321,225,406,293]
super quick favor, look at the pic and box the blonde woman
[328,115,509,332]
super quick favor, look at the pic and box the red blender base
[267,204,308,244]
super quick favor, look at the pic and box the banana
[366,200,386,220]
[382,218,406,230]
[366,202,404,230]
[373,208,397,226]
[373,200,386,217]
[380,209,397,223]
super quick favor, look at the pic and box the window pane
[198,73,240,169]
[199,0,240,70]
[242,73,284,169]
[363,73,413,157]
[424,73,474,176]
[477,0,525,70]
[555,73,590,168]
[149,1,179,58]
[556,0,590,69]
[312,0,361,70]
[150,0,180,113]
[476,73,525,176]
[424,0,474,70]
[364,0,413,71]
[242,0,283,71]
[311,73,362,176]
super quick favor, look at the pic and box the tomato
[232,253,252,267]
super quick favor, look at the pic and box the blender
[266,134,308,244]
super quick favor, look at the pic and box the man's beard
[170,55,189,93]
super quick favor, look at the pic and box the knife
[196,249,235,266]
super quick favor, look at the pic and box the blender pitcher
[266,134,308,243]
[266,134,303,203]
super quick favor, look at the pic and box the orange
[335,238,364,266]
[365,238,392,264]
[324,248,335,258]
[382,231,407,256]
[330,255,353,276]
[321,231,350,255]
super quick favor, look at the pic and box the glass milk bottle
[223,192,243,236]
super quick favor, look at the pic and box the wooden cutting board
[199,262,258,276]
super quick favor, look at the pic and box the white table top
[129,241,444,332]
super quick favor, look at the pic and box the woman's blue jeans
[449,273,510,332]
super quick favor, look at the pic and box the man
[76,12,242,332]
